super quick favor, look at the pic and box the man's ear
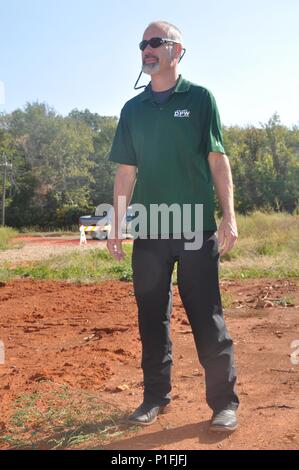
[175,43,183,61]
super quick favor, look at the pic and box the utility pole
[1,154,12,226]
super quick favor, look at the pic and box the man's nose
[142,42,154,52]
[143,48,157,59]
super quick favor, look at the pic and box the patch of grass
[219,211,299,279]
[0,384,139,450]
[227,211,299,257]
[109,263,133,281]
[0,244,134,284]
[221,291,235,309]
[220,254,299,279]
[0,212,298,282]
[0,226,19,250]
[272,295,295,307]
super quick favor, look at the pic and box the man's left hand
[218,216,238,256]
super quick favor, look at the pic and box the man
[107,20,240,432]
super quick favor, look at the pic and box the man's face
[141,25,179,76]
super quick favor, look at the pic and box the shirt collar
[140,75,191,102]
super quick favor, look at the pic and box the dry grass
[0,226,19,250]
[0,212,298,281]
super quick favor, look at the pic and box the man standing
[107,21,239,432]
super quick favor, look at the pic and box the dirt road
[0,235,114,265]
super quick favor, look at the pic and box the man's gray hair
[146,21,183,44]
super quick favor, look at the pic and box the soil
[0,235,125,265]
[0,274,298,450]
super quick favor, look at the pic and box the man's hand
[218,215,238,256]
[208,152,238,256]
[107,237,125,261]
[107,164,136,262]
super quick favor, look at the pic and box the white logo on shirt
[174,109,190,118]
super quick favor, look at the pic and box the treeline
[0,103,298,228]
[223,114,299,214]
[0,104,117,228]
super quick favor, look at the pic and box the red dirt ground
[12,236,133,246]
[13,235,101,245]
[0,277,298,450]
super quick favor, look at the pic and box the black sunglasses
[139,37,178,51]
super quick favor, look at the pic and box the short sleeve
[108,107,137,166]
[205,90,226,154]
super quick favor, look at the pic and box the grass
[0,211,298,282]
[0,244,133,284]
[272,295,295,307]
[221,291,235,309]
[0,383,139,450]
[219,211,299,279]
[0,226,19,250]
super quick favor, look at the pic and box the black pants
[132,231,239,412]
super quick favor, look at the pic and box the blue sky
[0,0,298,127]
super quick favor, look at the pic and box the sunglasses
[139,37,178,51]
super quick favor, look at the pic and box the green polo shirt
[109,74,226,236]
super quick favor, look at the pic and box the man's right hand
[107,164,136,261]
[107,238,125,261]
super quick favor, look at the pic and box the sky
[0,0,299,128]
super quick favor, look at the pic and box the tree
[2,102,95,227]
[68,109,118,206]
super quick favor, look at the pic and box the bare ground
[0,235,110,265]
[0,275,298,450]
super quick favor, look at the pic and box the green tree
[68,109,118,206]
[2,102,95,227]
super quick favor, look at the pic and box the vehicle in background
[79,206,135,240]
